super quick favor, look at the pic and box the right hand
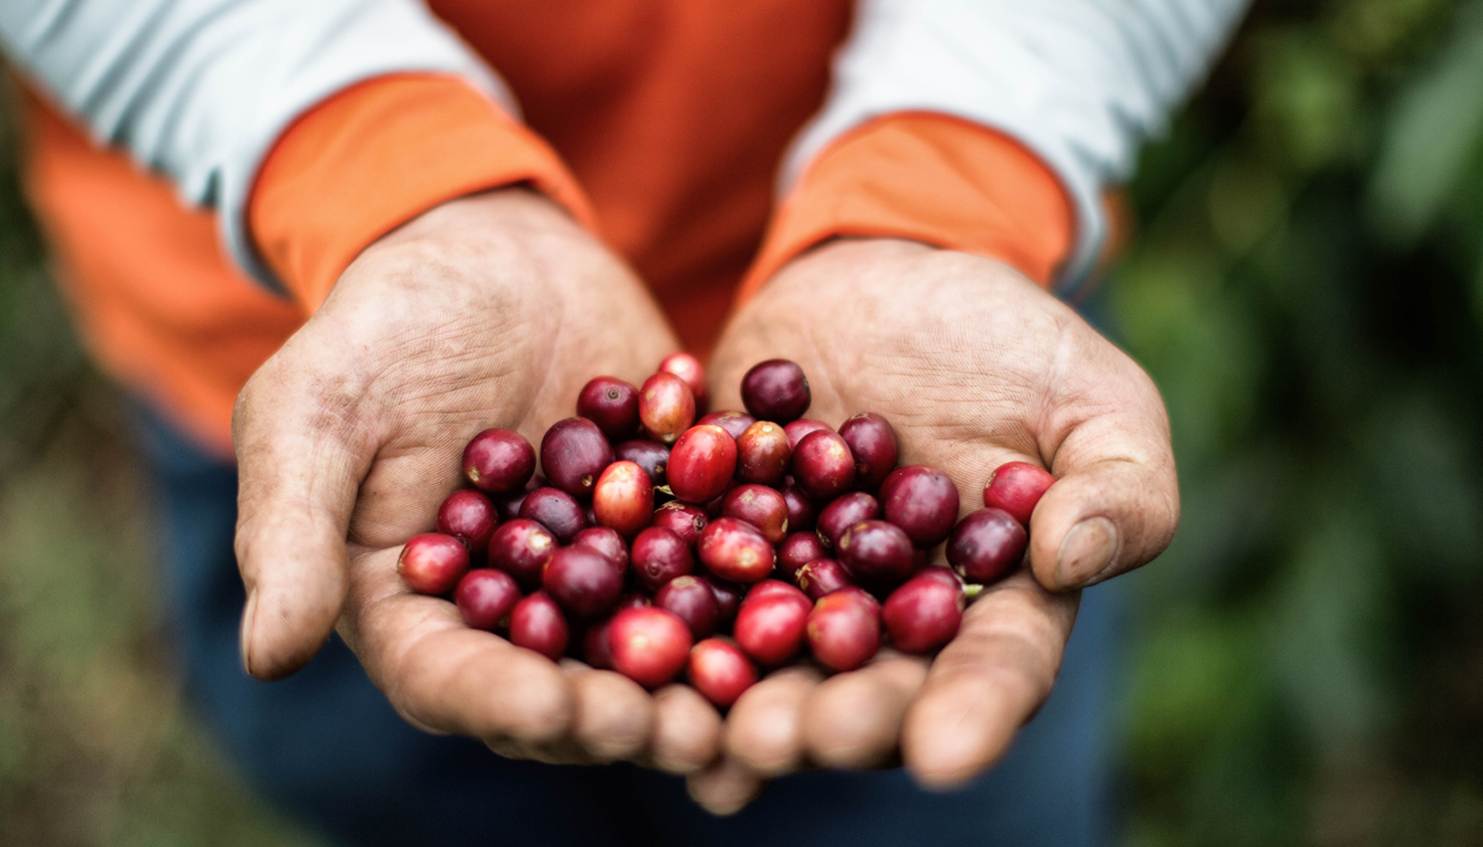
[232,189,722,771]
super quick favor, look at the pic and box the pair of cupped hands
[232,188,1178,814]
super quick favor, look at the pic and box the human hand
[232,189,723,772]
[689,238,1178,811]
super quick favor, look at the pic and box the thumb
[1028,373,1179,591]
[232,363,373,679]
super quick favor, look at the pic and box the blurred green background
[3,1,1481,844]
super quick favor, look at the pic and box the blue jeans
[135,404,1123,846]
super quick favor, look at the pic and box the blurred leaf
[1367,5,1483,244]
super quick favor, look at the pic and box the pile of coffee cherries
[398,354,1055,707]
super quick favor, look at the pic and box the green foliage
[1116,1,1483,843]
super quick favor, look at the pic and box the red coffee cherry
[720,484,789,544]
[698,517,775,583]
[654,575,721,639]
[734,591,810,666]
[540,417,614,498]
[696,410,756,440]
[571,526,629,571]
[454,568,520,631]
[630,526,695,591]
[838,412,899,491]
[796,558,853,599]
[947,508,1027,584]
[609,607,693,688]
[783,418,831,450]
[880,465,960,547]
[639,372,696,444]
[667,424,737,503]
[741,359,811,423]
[519,486,587,543]
[398,533,470,595]
[883,573,964,654]
[837,520,915,587]
[613,439,669,484]
[591,460,654,536]
[687,638,758,708]
[436,489,498,553]
[462,428,536,493]
[651,501,709,548]
[488,518,557,589]
[792,430,856,500]
[735,420,791,485]
[817,491,880,548]
[982,461,1056,526]
[576,375,640,441]
[510,592,569,660]
[777,531,828,576]
[807,591,881,672]
[542,546,623,619]
[658,352,708,411]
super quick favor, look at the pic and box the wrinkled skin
[233,190,724,772]
[687,239,1179,812]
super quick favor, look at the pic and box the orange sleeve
[249,74,594,311]
[738,112,1076,300]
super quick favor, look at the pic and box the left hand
[689,238,1179,812]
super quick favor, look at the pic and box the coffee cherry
[741,359,810,423]
[697,410,756,440]
[651,501,708,547]
[688,638,758,708]
[667,424,737,503]
[542,546,623,619]
[658,352,708,411]
[487,518,557,589]
[734,591,810,665]
[639,372,696,444]
[720,484,789,543]
[880,465,959,547]
[654,575,721,638]
[540,417,613,498]
[519,486,587,543]
[982,461,1056,526]
[796,558,852,599]
[613,439,669,484]
[783,418,831,449]
[817,491,880,547]
[781,482,817,531]
[510,592,569,660]
[698,517,775,583]
[947,508,1027,584]
[838,412,899,491]
[436,489,498,553]
[777,531,828,576]
[609,607,692,688]
[735,421,791,485]
[576,376,640,441]
[571,526,629,571]
[454,568,520,630]
[883,573,964,654]
[703,576,743,622]
[837,520,915,586]
[793,430,856,500]
[398,533,470,595]
[462,428,536,493]
[631,526,694,591]
[807,591,881,672]
[591,460,654,536]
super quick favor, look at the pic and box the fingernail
[239,590,259,676]
[1055,517,1119,587]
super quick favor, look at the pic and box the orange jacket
[16,1,1120,455]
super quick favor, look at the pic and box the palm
[235,191,724,768]
[689,239,1175,810]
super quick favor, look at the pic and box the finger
[901,572,1078,789]
[649,684,724,774]
[342,547,574,746]
[233,359,376,680]
[686,757,765,816]
[1032,370,1179,589]
[723,666,822,776]
[801,652,929,769]
[564,661,655,762]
